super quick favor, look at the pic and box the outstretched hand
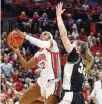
[56,2,66,16]
[14,29,26,38]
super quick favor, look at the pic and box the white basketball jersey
[34,40,61,81]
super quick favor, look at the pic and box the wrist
[57,16,62,20]
[57,15,62,18]
[16,52,20,57]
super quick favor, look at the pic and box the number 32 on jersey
[78,62,86,76]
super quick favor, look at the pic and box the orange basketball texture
[7,31,24,49]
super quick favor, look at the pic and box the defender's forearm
[57,16,68,37]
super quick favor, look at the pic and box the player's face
[72,41,81,54]
[40,32,50,41]
[75,45,81,54]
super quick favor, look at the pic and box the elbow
[23,64,30,70]
[23,66,29,70]
[23,63,36,70]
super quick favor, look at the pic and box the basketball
[7,31,24,50]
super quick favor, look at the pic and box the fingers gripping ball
[7,31,24,50]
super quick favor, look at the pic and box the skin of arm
[16,48,37,70]
[8,31,38,70]
[56,2,73,53]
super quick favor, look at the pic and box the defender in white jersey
[10,30,61,104]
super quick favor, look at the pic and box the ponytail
[84,43,94,73]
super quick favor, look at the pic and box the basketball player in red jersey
[10,30,61,104]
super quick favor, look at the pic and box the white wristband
[25,35,30,40]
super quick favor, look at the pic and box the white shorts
[37,77,61,99]
[58,100,71,104]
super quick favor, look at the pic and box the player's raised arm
[56,2,73,53]
[15,30,53,48]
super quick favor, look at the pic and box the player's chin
[40,37,45,41]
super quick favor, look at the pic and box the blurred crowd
[1,0,102,104]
